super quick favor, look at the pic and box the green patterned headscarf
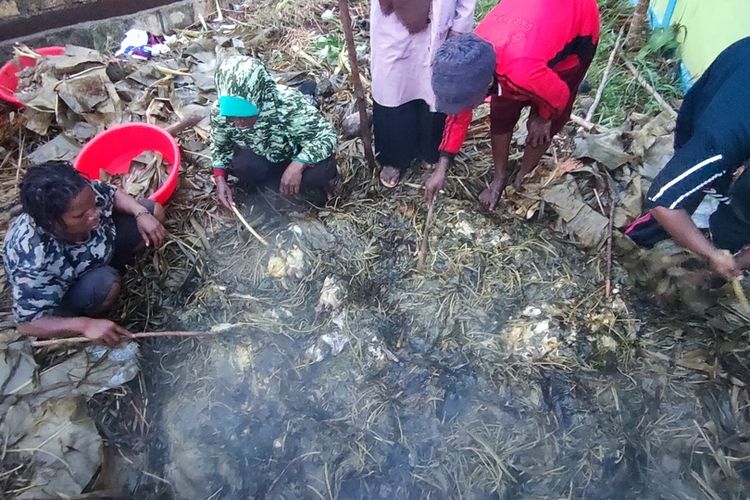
[215,56,280,117]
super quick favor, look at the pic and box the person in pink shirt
[370,0,477,188]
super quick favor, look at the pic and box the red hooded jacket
[439,0,600,156]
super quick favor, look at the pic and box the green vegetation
[474,0,683,125]
[475,0,498,20]
[586,0,683,125]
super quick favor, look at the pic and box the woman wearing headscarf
[370,0,477,188]
[211,56,338,207]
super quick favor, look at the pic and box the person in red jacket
[424,0,600,209]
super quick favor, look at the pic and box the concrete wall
[2,0,93,19]
[0,0,217,42]
[1,0,184,22]
[0,0,199,60]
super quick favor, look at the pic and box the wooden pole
[417,198,436,268]
[32,330,211,349]
[625,0,650,51]
[570,114,608,133]
[622,59,677,118]
[605,189,616,298]
[338,0,378,172]
[586,25,625,123]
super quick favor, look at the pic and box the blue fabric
[218,96,259,117]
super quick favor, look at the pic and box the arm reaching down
[651,206,739,280]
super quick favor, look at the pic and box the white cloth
[370,0,477,111]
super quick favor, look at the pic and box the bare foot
[479,176,508,210]
[379,166,401,188]
[513,168,534,191]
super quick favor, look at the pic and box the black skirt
[372,99,446,171]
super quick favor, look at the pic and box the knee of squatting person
[3,161,167,346]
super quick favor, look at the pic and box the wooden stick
[32,330,208,348]
[732,278,750,313]
[586,25,625,123]
[230,203,269,246]
[417,198,436,268]
[570,114,608,133]
[15,130,24,186]
[164,113,205,136]
[605,187,616,298]
[622,59,677,118]
[338,0,378,172]
[625,0,650,51]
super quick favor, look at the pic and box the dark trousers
[230,147,338,192]
[372,99,446,171]
[57,200,156,317]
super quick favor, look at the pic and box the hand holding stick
[417,198,436,268]
[33,330,207,349]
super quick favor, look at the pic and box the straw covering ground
[2,1,750,498]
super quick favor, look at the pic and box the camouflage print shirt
[210,56,337,168]
[3,182,117,323]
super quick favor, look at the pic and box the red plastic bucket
[74,123,181,205]
[0,46,65,107]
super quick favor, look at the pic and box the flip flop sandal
[379,167,400,189]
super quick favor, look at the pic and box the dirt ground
[2,1,750,499]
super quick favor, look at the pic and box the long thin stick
[732,279,750,313]
[164,114,205,136]
[605,188,616,298]
[622,59,677,118]
[230,203,269,246]
[570,114,608,133]
[32,330,208,348]
[338,0,377,172]
[15,130,24,185]
[586,25,625,123]
[417,198,436,268]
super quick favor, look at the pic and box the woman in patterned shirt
[3,161,167,345]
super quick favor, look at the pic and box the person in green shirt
[210,56,339,207]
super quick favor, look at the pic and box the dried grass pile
[1,1,750,498]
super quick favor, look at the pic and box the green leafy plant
[314,34,344,67]
[637,24,686,60]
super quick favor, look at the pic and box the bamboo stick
[230,203,269,246]
[32,330,209,349]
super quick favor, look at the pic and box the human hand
[215,175,235,209]
[526,114,552,148]
[280,161,305,195]
[136,212,166,248]
[424,167,446,205]
[709,249,741,281]
[83,318,133,347]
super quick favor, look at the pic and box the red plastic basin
[74,123,181,205]
[0,46,65,107]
